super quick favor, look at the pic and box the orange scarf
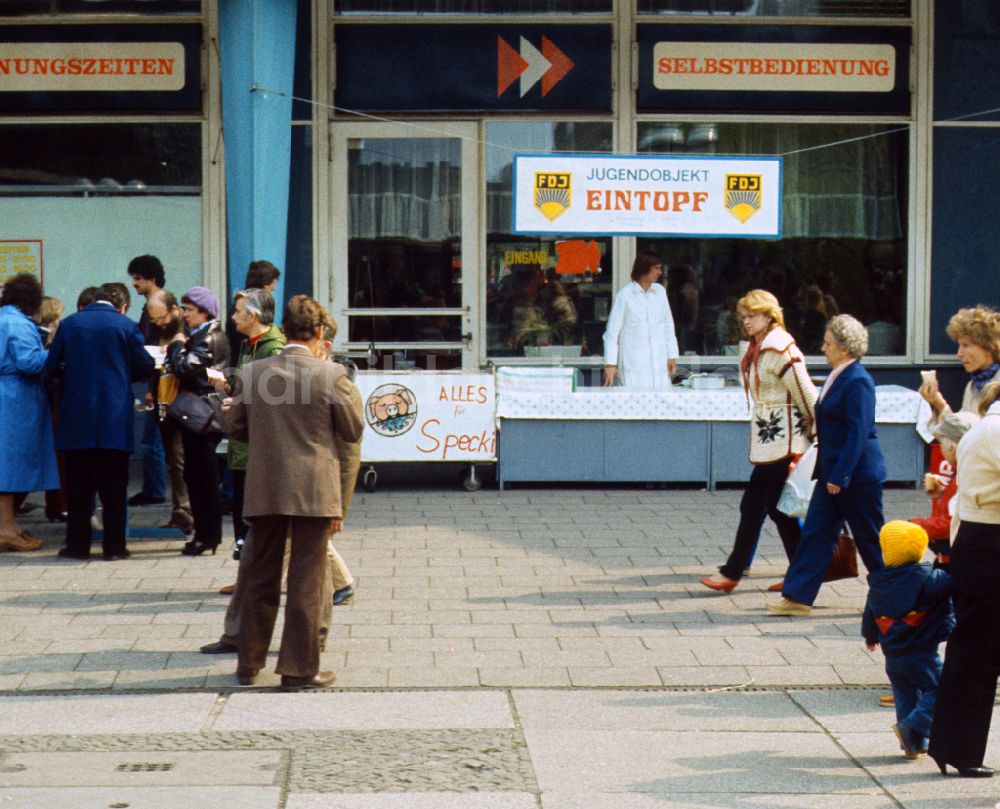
[741,336,763,396]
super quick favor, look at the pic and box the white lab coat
[603,281,679,390]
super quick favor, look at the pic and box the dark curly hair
[127,254,165,287]
[0,273,43,316]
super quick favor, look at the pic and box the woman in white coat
[603,250,679,389]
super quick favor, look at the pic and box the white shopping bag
[776,443,817,519]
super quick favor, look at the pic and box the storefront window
[636,122,907,356]
[486,121,614,360]
[345,136,464,348]
[335,0,610,13]
[0,0,200,14]
[637,0,909,16]
[0,123,203,315]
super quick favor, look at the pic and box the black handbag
[167,391,222,435]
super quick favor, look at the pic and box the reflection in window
[346,136,463,351]
[636,122,907,356]
[0,0,202,14]
[486,121,614,360]
[0,124,201,194]
[637,0,909,15]
[334,0,610,13]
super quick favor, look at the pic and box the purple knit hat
[182,286,220,319]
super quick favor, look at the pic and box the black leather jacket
[167,319,231,396]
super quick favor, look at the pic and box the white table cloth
[497,383,933,442]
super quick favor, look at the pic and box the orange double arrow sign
[497,35,574,98]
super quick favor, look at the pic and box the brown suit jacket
[224,345,364,519]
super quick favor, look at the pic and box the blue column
[218,0,297,304]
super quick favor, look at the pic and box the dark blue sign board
[637,24,911,115]
[334,24,612,113]
[0,24,201,114]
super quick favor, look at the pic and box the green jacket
[227,324,286,470]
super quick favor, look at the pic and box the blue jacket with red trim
[861,563,954,656]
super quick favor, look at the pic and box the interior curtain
[348,138,461,241]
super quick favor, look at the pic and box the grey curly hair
[826,314,868,359]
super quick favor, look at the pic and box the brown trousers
[159,417,192,528]
[221,534,348,647]
[237,514,331,678]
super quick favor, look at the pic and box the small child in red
[910,438,957,570]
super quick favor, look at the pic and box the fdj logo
[534,172,571,222]
[724,174,762,224]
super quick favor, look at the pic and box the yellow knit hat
[879,520,929,567]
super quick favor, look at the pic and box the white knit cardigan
[741,327,818,464]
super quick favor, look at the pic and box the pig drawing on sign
[365,384,418,437]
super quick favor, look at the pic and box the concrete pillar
[218,0,297,304]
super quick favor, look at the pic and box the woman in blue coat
[0,273,59,551]
[767,314,886,615]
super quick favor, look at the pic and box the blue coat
[814,360,885,488]
[0,305,59,492]
[45,303,154,452]
[862,563,954,656]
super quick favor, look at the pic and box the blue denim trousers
[886,647,943,743]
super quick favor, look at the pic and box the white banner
[653,42,896,94]
[513,153,782,238]
[357,371,496,463]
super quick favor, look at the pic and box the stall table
[496,384,931,490]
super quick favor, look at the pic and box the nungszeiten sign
[0,43,185,92]
[653,42,895,93]
[513,154,782,238]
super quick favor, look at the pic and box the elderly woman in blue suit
[767,314,885,615]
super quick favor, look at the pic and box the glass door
[330,122,479,370]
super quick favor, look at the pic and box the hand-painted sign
[357,371,496,462]
[513,154,782,238]
[335,25,611,112]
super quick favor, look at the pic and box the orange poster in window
[555,239,601,275]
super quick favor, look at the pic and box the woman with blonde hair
[701,289,817,592]
[920,305,1000,443]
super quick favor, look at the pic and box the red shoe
[767,580,784,592]
[700,576,738,592]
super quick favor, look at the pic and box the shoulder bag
[167,390,222,435]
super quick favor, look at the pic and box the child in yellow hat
[862,520,955,759]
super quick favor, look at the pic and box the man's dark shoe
[57,548,91,560]
[332,584,355,606]
[102,550,131,561]
[127,493,166,507]
[280,671,336,691]
[236,668,258,685]
[200,640,238,654]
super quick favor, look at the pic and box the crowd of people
[2,256,1000,765]
[0,258,363,691]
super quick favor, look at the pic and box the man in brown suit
[223,296,364,689]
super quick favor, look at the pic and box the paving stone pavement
[1,484,998,807]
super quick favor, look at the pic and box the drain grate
[116,762,175,772]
